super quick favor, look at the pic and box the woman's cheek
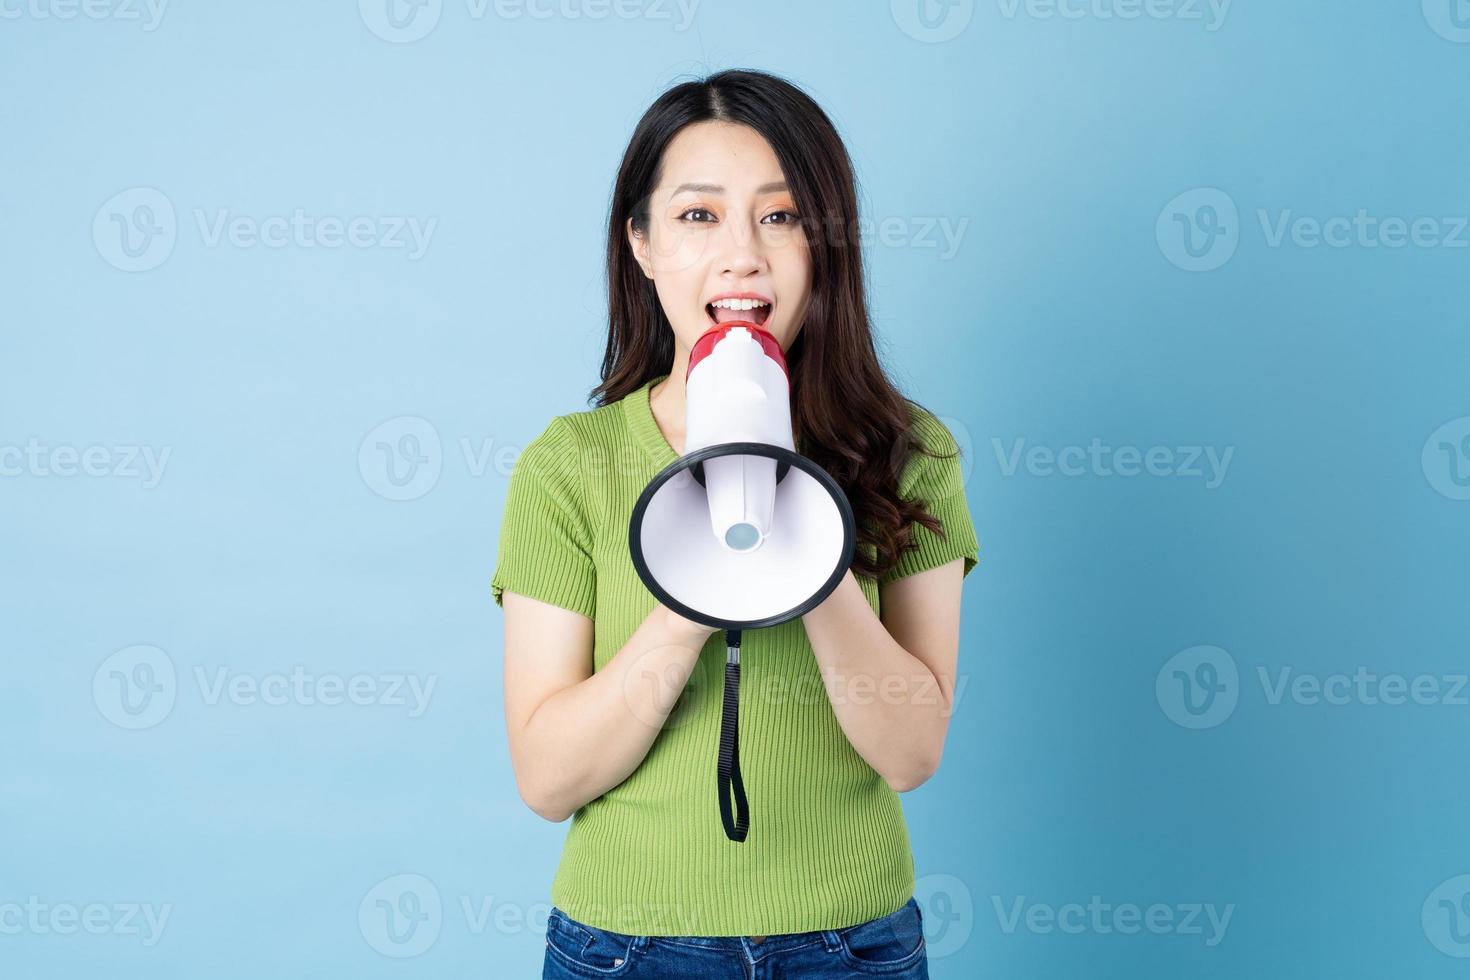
[652,223,712,278]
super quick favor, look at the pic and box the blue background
[3,1,1469,977]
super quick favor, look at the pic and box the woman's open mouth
[705,297,772,329]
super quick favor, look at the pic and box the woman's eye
[676,208,800,225]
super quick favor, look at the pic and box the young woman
[492,68,978,979]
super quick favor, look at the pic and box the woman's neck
[648,351,690,455]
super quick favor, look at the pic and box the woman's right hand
[656,604,720,645]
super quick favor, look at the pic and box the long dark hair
[591,69,954,582]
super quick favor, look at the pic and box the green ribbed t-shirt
[490,374,979,937]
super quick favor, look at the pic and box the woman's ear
[626,217,654,280]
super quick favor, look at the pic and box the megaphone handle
[718,628,750,843]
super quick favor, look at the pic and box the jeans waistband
[630,896,918,954]
[648,928,844,955]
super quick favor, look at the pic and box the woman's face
[627,121,811,358]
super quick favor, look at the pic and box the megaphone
[628,321,856,843]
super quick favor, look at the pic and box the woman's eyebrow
[670,181,789,195]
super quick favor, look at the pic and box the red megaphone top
[686,322,789,382]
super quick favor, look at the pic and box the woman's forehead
[659,122,787,189]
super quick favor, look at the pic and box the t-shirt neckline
[624,372,679,467]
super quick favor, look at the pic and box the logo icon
[359,416,443,501]
[93,644,177,730]
[1423,416,1470,501]
[1156,188,1239,272]
[621,644,715,731]
[913,872,973,959]
[1156,644,1238,729]
[890,0,974,43]
[360,0,443,43]
[1424,874,1470,957]
[1423,0,1470,43]
[93,187,177,272]
[935,414,976,489]
[359,873,442,957]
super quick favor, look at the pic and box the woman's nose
[713,221,765,274]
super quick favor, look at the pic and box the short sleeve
[490,415,597,619]
[879,407,980,587]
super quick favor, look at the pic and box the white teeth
[709,298,770,311]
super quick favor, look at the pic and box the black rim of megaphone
[628,441,857,633]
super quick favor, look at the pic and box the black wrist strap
[717,628,749,843]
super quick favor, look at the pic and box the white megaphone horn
[628,321,856,844]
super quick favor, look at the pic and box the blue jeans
[542,896,928,978]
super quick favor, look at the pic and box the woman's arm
[501,592,717,822]
[800,559,966,792]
